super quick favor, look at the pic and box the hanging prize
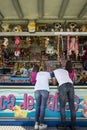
[57,35,60,63]
[67,35,70,59]
[14,47,20,57]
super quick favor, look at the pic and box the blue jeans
[34,90,49,124]
[59,82,76,127]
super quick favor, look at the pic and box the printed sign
[0,87,87,119]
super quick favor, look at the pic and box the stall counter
[0,83,87,126]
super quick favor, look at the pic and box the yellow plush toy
[14,105,27,118]
[78,71,87,83]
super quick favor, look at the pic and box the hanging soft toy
[45,37,49,48]
[67,36,78,60]
[26,36,31,47]
[14,36,21,46]
[3,38,9,48]
[14,47,20,57]
[46,44,56,54]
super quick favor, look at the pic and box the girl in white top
[53,65,76,130]
[54,68,73,86]
[34,66,51,130]
[35,71,51,91]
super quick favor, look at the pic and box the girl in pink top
[65,60,76,83]
[69,70,75,82]
[30,65,39,84]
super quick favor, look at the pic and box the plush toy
[80,25,87,32]
[14,47,20,57]
[26,36,31,47]
[46,44,56,55]
[13,25,22,32]
[81,96,87,118]
[14,36,21,46]
[13,105,27,118]
[1,23,11,32]
[21,67,28,77]
[67,36,79,60]
[28,21,36,32]
[54,22,63,32]
[45,37,49,48]
[66,22,77,32]
[78,70,87,83]
[3,38,9,48]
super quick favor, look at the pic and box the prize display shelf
[0,31,87,36]
[0,31,87,84]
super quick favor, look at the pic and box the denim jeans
[34,90,49,124]
[59,82,76,127]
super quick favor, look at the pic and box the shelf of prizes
[0,33,87,126]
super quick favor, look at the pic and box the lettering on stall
[0,93,80,111]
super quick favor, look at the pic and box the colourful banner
[0,87,87,119]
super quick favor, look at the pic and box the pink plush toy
[14,36,21,46]
[67,36,78,60]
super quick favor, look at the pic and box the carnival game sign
[0,88,87,119]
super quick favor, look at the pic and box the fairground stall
[0,0,87,127]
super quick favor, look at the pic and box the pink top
[30,72,37,84]
[69,70,75,82]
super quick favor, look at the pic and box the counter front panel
[0,85,87,120]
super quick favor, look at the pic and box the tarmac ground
[0,126,87,130]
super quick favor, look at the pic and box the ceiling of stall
[0,0,87,25]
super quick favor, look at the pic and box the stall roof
[0,0,87,24]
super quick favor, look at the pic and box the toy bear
[80,25,87,32]
[1,23,11,32]
[13,25,22,32]
[54,22,63,32]
[78,70,87,83]
[66,22,78,32]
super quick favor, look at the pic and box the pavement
[0,126,87,130]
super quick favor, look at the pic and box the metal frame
[12,0,24,18]
[58,0,69,18]
[78,2,87,18]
